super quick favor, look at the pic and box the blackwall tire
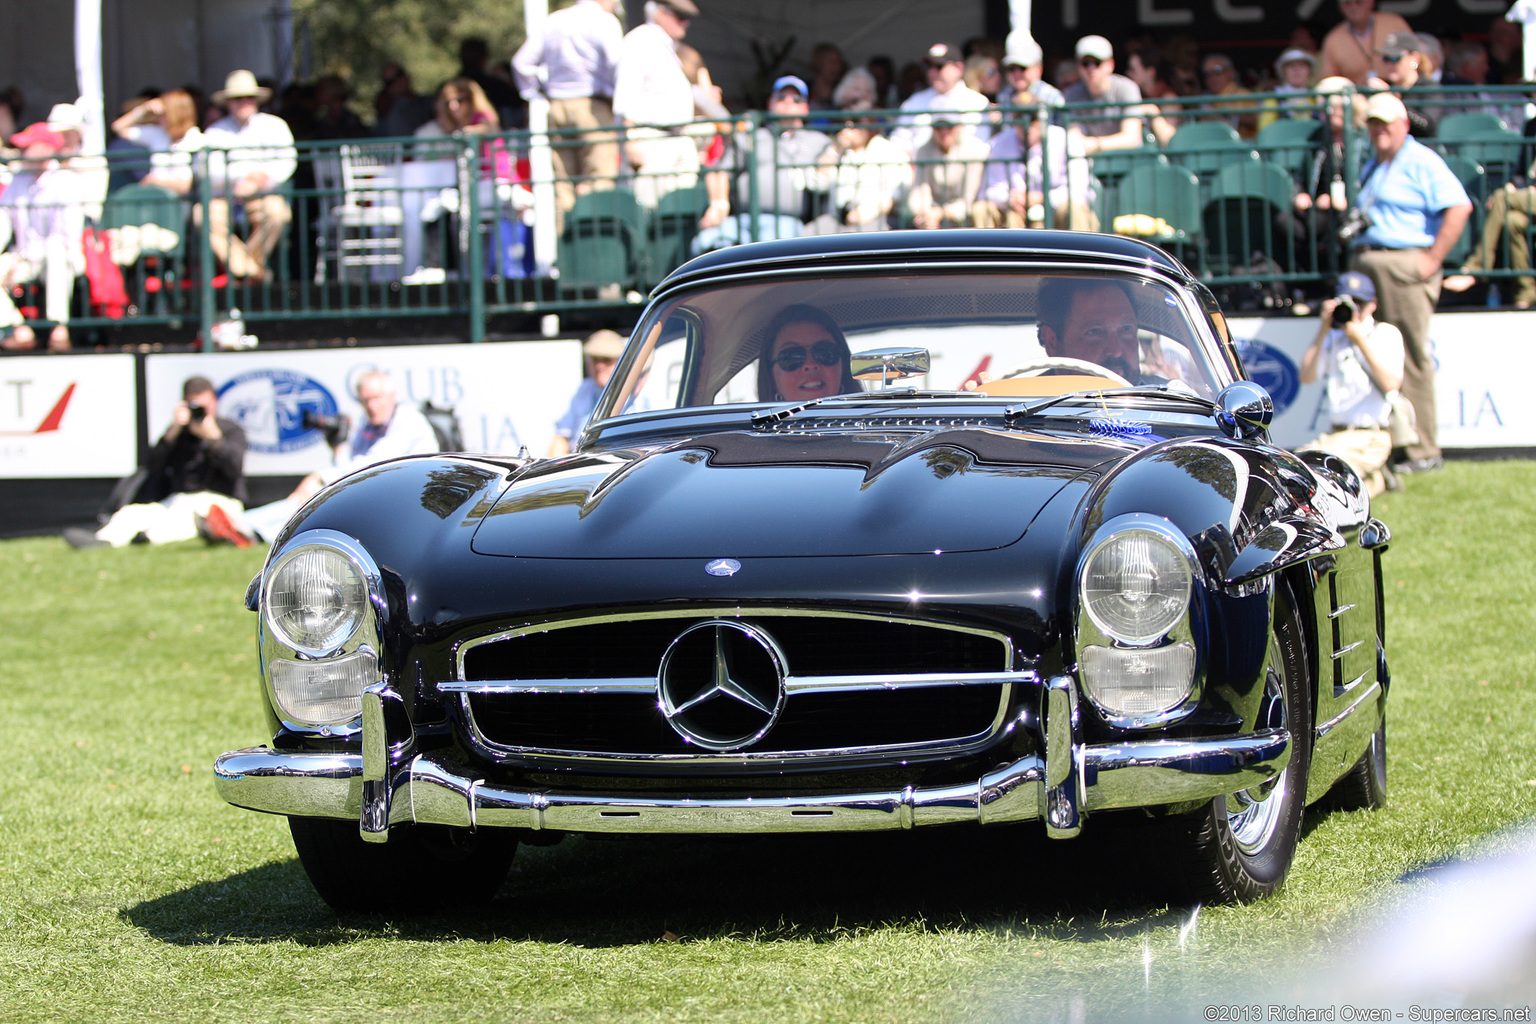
[1155,587,1312,904]
[288,817,519,913]
[1323,717,1388,812]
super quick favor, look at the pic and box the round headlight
[265,545,370,653]
[1080,526,1193,645]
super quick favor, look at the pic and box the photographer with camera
[65,376,248,548]
[1297,271,1407,496]
[202,369,439,545]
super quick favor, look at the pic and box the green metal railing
[9,82,1532,348]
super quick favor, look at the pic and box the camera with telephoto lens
[188,403,208,423]
[1332,295,1359,326]
[302,409,352,447]
[1337,206,1372,244]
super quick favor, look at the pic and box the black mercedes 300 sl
[215,231,1390,910]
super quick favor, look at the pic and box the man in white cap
[998,33,1062,112]
[1347,90,1470,475]
[1061,35,1144,154]
[888,42,991,156]
[197,70,296,281]
[512,0,624,223]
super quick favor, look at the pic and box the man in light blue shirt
[512,0,624,221]
[1350,90,1470,473]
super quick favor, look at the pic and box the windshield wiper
[750,388,977,427]
[1004,386,1215,424]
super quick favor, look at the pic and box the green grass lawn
[3,459,1534,1022]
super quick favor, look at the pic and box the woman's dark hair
[756,304,860,400]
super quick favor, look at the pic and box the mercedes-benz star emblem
[657,620,786,751]
[705,558,741,577]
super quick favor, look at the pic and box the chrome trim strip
[440,677,659,695]
[1082,729,1292,811]
[1043,675,1083,838]
[215,729,1292,836]
[1327,603,1358,620]
[1331,640,1364,660]
[442,670,1033,697]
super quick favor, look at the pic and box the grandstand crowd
[1,0,1534,352]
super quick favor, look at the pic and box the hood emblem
[657,620,786,751]
[705,558,741,577]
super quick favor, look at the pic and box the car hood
[471,428,1129,559]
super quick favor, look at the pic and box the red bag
[82,226,130,319]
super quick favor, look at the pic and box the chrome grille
[451,611,1023,761]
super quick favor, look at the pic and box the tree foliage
[291,0,529,117]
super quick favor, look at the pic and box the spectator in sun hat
[1061,34,1144,154]
[0,122,86,352]
[196,69,297,282]
[888,41,991,156]
[1296,269,1406,496]
[1259,47,1321,130]
[998,32,1062,112]
[550,329,627,455]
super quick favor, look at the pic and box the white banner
[146,340,583,476]
[0,354,137,478]
[1228,310,1535,450]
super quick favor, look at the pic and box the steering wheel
[993,357,1132,388]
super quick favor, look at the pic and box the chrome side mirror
[1214,381,1273,440]
[850,347,930,388]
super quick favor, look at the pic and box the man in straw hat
[549,329,625,455]
[196,70,296,282]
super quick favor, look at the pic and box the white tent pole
[75,0,105,157]
[524,0,557,279]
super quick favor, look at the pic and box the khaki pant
[1459,185,1536,306]
[1299,427,1394,496]
[194,193,291,278]
[972,200,1099,232]
[1352,247,1441,462]
[550,96,619,225]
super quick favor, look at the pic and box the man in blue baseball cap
[1296,270,1408,495]
[697,71,832,240]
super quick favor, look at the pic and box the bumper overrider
[214,677,1291,842]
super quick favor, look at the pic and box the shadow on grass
[123,823,1208,948]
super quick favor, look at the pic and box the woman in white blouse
[111,90,204,194]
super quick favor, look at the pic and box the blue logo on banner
[1234,338,1300,414]
[218,369,342,455]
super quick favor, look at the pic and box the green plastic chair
[1202,159,1298,275]
[648,183,707,286]
[1435,111,1509,141]
[557,189,650,295]
[1256,119,1323,179]
[1440,154,1485,269]
[99,183,187,310]
[1108,161,1203,268]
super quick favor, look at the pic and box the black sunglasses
[1078,57,1104,69]
[773,340,841,371]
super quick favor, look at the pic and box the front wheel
[1152,588,1312,904]
[288,817,519,913]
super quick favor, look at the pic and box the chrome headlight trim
[1078,514,1195,647]
[1076,514,1203,729]
[263,530,380,657]
[260,529,387,733]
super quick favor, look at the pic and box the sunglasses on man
[773,340,841,372]
[1078,56,1104,69]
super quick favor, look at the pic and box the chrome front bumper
[214,676,1292,842]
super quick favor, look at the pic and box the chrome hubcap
[1226,648,1289,855]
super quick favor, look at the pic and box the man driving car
[1037,277,1142,383]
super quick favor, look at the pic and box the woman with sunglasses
[757,304,861,401]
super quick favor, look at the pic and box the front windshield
[595,270,1228,422]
